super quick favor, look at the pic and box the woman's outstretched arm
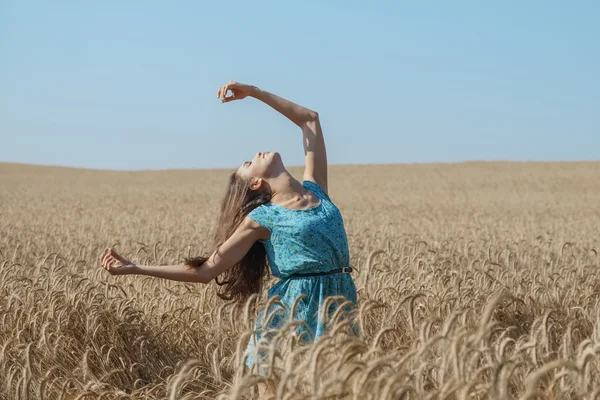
[100,217,268,283]
[217,81,329,194]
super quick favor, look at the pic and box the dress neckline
[268,188,322,212]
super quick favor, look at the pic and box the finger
[109,248,122,262]
[110,248,125,263]
[101,252,109,267]
[223,84,230,100]
[106,254,117,266]
[226,83,236,98]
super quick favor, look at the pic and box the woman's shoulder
[248,202,279,216]
[302,180,331,202]
[247,203,279,229]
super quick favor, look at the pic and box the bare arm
[217,81,329,194]
[100,217,269,283]
[299,117,327,194]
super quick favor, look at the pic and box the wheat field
[1,161,599,399]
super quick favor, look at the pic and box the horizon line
[1,159,599,173]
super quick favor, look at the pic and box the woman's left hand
[217,81,256,103]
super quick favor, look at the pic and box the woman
[100,81,358,396]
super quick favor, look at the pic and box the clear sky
[1,1,598,170]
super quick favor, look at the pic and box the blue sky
[1,1,598,170]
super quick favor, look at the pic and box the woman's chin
[271,152,282,163]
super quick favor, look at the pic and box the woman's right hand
[100,248,137,276]
[217,81,257,103]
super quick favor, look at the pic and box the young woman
[100,81,358,396]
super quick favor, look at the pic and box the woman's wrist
[126,263,141,275]
[248,85,261,98]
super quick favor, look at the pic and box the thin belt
[286,266,353,279]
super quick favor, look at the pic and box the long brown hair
[184,172,272,303]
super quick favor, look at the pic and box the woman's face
[236,151,285,189]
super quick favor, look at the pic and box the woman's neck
[268,172,311,205]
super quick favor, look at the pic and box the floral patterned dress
[244,180,358,374]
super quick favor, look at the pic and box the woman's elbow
[184,263,211,284]
[196,268,215,284]
[298,110,319,128]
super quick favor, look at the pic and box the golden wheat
[1,161,599,399]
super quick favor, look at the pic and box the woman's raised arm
[217,81,329,194]
[100,217,268,283]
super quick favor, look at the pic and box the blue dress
[245,180,358,373]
